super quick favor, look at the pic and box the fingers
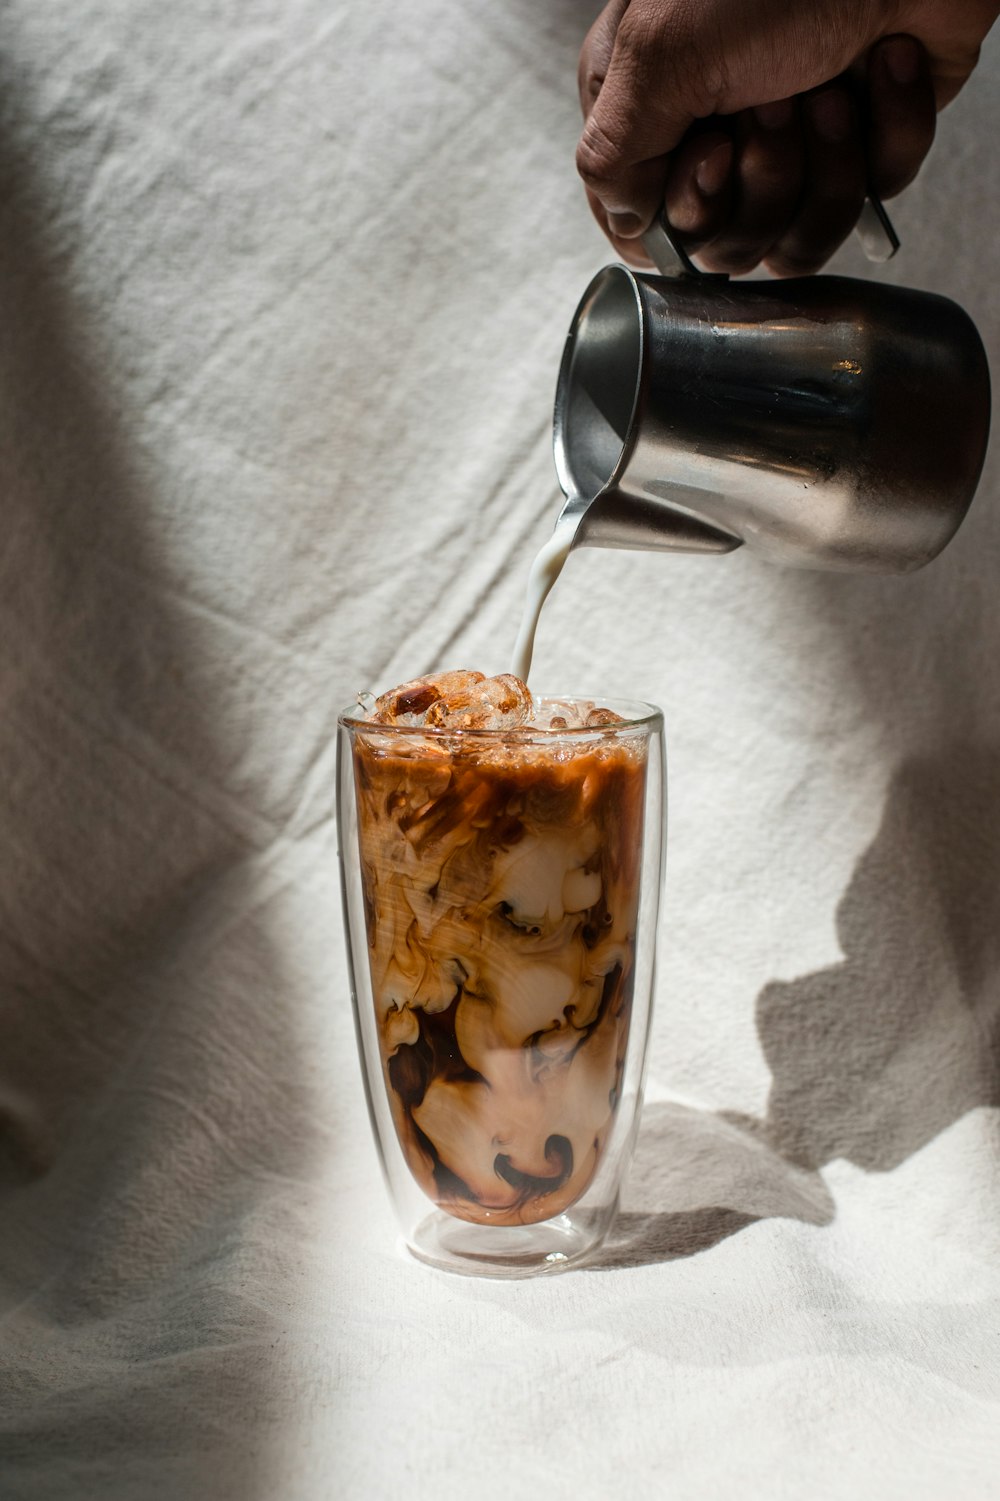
[577,5,945,277]
[865,34,936,198]
[581,184,657,270]
[763,84,867,276]
[576,1,718,240]
[762,38,935,276]
[663,87,861,279]
[661,131,735,250]
[689,103,804,274]
[590,130,736,272]
[895,0,1000,110]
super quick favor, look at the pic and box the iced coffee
[348,669,648,1227]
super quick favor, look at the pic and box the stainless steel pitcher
[553,210,991,572]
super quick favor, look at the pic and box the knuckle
[739,140,803,202]
[777,203,860,269]
[613,3,661,62]
[575,114,625,190]
[874,157,918,199]
[873,120,936,198]
[614,1,726,112]
[701,248,762,277]
[768,249,826,278]
[696,225,772,276]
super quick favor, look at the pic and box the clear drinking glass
[337,697,665,1278]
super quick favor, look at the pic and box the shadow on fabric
[0,90,326,1501]
[594,742,1000,1270]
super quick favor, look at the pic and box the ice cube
[523,700,626,731]
[424,672,533,731]
[527,698,587,731]
[373,670,485,726]
[584,706,625,728]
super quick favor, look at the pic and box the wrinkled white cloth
[2,4,1000,1497]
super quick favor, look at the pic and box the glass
[337,697,665,1278]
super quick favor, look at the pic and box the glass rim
[338,693,663,741]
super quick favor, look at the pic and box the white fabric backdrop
[2,3,999,1496]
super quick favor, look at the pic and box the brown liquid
[352,718,647,1225]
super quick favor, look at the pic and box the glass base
[405,1205,616,1279]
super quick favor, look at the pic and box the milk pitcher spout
[554,262,991,573]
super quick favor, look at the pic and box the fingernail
[808,89,853,144]
[695,139,733,197]
[884,34,920,86]
[607,210,645,238]
[754,98,794,132]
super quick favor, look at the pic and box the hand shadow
[745,743,1000,1172]
[590,1100,835,1271]
[593,742,1000,1270]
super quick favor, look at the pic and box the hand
[577,0,999,275]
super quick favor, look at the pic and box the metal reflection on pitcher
[552,233,990,575]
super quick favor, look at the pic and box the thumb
[576,2,721,237]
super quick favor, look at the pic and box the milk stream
[509,508,581,684]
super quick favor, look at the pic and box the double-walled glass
[337,698,665,1277]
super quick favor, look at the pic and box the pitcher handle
[855,193,900,263]
[641,190,899,278]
